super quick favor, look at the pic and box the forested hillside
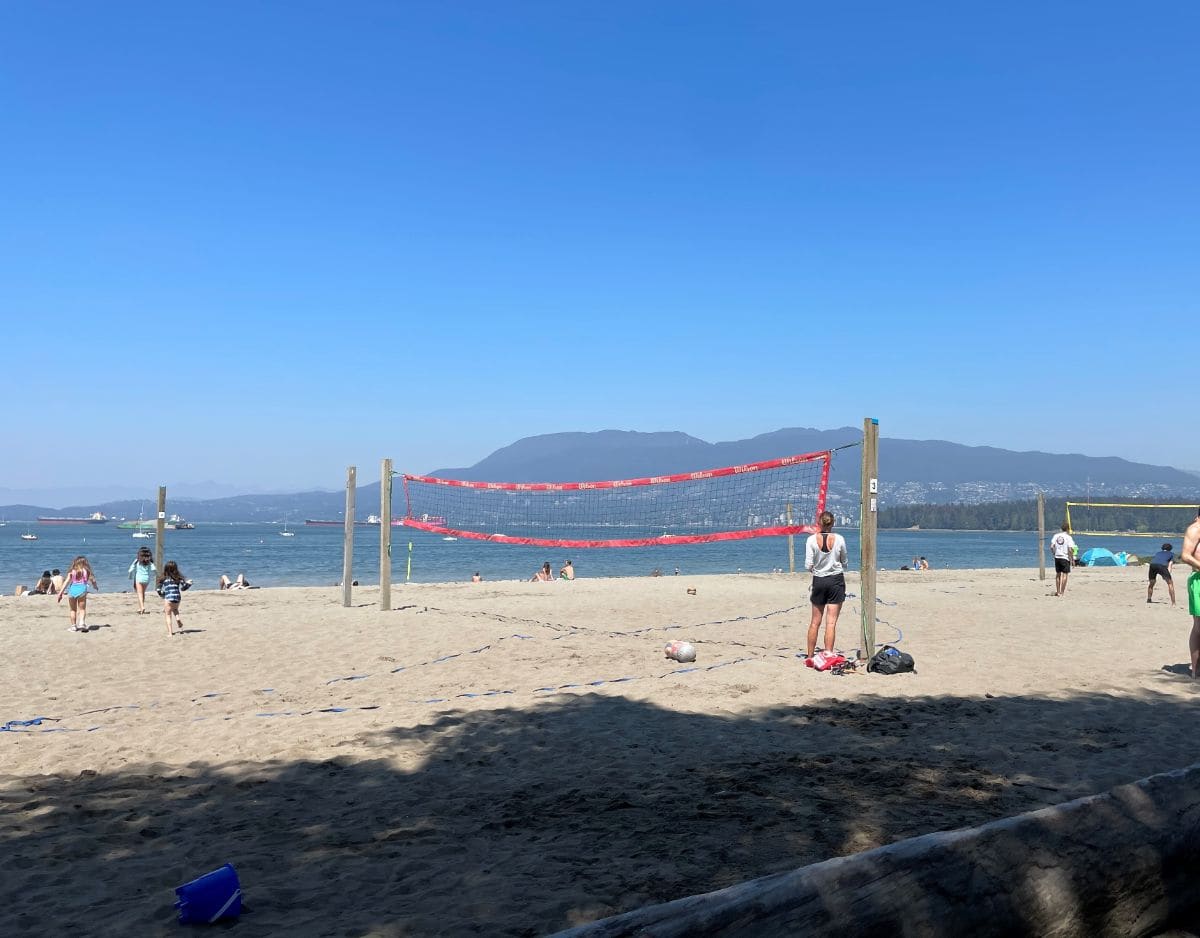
[879,499,1199,533]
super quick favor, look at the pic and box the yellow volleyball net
[1064,502,1198,538]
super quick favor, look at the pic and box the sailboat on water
[280,521,295,537]
[120,502,157,535]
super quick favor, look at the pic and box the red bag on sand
[807,650,847,672]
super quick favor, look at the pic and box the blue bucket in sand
[174,863,242,924]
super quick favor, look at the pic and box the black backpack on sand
[867,645,915,675]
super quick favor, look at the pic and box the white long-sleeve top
[805,532,848,577]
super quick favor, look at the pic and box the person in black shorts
[804,511,849,660]
[1147,543,1176,606]
[1048,524,1077,597]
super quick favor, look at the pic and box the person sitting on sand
[219,573,252,590]
[14,572,54,597]
[471,572,482,582]
[917,557,930,571]
[531,562,553,582]
[50,569,64,593]
[559,560,575,580]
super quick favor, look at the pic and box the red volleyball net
[399,450,831,549]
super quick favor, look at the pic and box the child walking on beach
[57,555,98,632]
[128,546,156,614]
[156,560,192,636]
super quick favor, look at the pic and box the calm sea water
[0,523,1174,592]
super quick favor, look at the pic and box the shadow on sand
[2,680,1200,936]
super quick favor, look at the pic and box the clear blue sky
[3,1,1198,496]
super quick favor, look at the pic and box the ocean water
[0,523,1174,592]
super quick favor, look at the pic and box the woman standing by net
[804,511,848,661]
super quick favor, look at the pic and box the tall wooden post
[1037,492,1046,581]
[786,502,796,574]
[380,459,392,611]
[859,418,879,660]
[154,486,167,572]
[342,466,356,607]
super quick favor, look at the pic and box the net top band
[403,450,831,492]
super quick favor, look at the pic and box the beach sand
[2,566,1198,935]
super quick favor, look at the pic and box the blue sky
[3,1,1198,497]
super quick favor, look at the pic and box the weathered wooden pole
[1037,492,1046,581]
[342,466,356,607]
[859,419,879,659]
[154,486,167,572]
[380,459,392,611]
[786,502,795,574]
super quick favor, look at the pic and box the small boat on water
[118,503,156,530]
[132,531,153,539]
[21,531,38,540]
[169,514,195,530]
[280,522,295,537]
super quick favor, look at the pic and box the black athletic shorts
[811,573,846,609]
[1054,558,1071,574]
[1149,563,1172,583]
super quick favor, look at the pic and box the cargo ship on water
[37,512,109,525]
[304,515,447,527]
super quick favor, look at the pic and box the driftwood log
[550,762,1200,938]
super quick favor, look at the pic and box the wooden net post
[859,419,878,660]
[380,459,392,611]
[343,466,356,607]
[154,486,166,573]
[1037,492,1046,581]
[786,502,795,574]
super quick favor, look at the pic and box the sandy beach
[2,566,1198,935]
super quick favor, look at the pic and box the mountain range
[5,428,1196,522]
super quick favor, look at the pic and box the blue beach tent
[1079,547,1127,567]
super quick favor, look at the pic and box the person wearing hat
[1147,542,1176,606]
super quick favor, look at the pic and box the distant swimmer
[1179,509,1200,677]
[1048,524,1077,597]
[1147,543,1176,606]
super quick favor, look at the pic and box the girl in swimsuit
[128,547,156,613]
[57,555,98,632]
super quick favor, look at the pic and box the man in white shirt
[1049,524,1077,597]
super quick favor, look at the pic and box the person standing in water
[804,511,848,661]
[128,546,156,614]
